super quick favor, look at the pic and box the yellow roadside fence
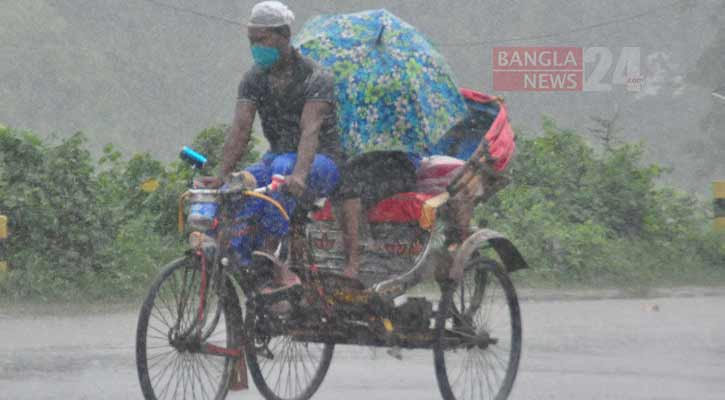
[0,215,7,275]
[715,181,725,232]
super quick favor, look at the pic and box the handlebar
[218,182,290,221]
[178,178,290,234]
[242,191,290,221]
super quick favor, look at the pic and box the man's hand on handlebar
[285,174,306,198]
[199,172,306,197]
[197,176,224,188]
[262,174,306,198]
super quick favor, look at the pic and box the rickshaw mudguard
[449,228,528,281]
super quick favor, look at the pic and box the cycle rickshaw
[135,125,528,400]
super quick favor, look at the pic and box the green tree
[0,128,115,298]
[477,117,724,287]
[0,124,259,301]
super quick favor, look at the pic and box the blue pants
[230,153,340,265]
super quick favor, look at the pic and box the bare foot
[265,273,301,293]
[252,250,301,289]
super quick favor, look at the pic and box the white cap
[248,1,295,27]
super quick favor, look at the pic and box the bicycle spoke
[194,355,215,400]
[148,350,176,372]
[477,352,495,400]
[158,353,182,400]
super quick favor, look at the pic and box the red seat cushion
[367,192,435,223]
[311,192,435,224]
[311,200,335,221]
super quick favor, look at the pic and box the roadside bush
[0,117,722,301]
[0,129,115,300]
[0,124,258,301]
[476,118,725,287]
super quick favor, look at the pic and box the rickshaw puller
[214,1,357,292]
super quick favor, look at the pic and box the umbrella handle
[375,24,385,46]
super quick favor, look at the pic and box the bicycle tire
[244,302,334,400]
[136,255,243,400]
[433,259,522,400]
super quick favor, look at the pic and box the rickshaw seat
[310,192,435,225]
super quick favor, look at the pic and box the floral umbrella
[293,9,467,156]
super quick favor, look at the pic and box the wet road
[2,294,724,399]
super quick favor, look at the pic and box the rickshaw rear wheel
[433,257,522,400]
[244,302,335,400]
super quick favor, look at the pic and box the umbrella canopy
[293,9,467,156]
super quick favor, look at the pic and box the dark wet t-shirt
[237,49,343,164]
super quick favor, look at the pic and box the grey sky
[1,0,723,193]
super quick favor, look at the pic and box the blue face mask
[251,45,280,69]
